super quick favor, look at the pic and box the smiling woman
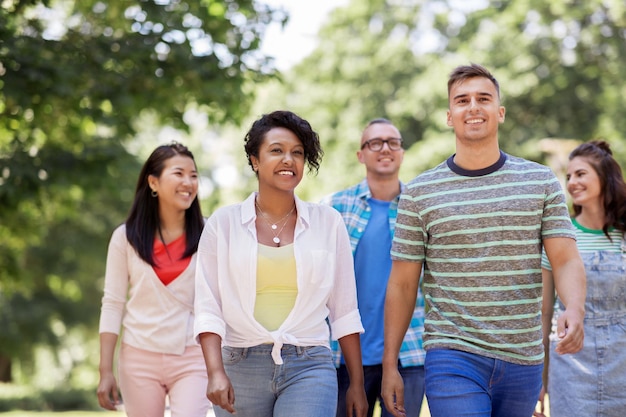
[97,142,210,417]
[540,140,626,417]
[193,110,368,417]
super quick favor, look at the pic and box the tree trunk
[0,354,12,382]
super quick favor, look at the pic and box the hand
[207,370,236,414]
[554,307,584,354]
[381,367,406,417]
[533,386,547,417]
[96,371,120,411]
[345,382,368,417]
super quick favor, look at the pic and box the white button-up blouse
[194,192,363,364]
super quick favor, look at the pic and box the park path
[164,406,215,417]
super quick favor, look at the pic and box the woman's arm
[97,332,120,410]
[198,332,235,414]
[97,228,128,410]
[338,333,368,417]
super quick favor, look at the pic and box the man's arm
[543,237,586,354]
[381,260,422,417]
[535,267,556,417]
[540,267,555,383]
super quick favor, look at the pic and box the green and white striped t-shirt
[542,218,624,270]
[392,152,575,365]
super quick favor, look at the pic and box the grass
[0,396,549,417]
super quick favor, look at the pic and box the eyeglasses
[360,137,403,151]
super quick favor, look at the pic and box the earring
[151,190,158,197]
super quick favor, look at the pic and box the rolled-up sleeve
[327,210,364,340]
[193,216,226,342]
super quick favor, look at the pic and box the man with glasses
[323,118,426,417]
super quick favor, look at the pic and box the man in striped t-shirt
[381,64,586,417]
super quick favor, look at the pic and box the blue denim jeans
[548,250,626,417]
[424,349,542,417]
[216,344,337,417]
[336,363,425,417]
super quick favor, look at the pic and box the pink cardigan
[99,225,198,355]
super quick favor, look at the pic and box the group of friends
[95,63,626,417]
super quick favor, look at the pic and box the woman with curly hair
[194,110,367,417]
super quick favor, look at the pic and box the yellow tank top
[254,243,298,331]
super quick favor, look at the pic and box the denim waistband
[224,344,318,357]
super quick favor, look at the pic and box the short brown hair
[448,63,500,100]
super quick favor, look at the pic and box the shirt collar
[242,192,309,228]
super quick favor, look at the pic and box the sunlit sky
[260,0,349,71]
[259,0,490,70]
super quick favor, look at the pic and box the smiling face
[250,127,305,193]
[357,122,404,178]
[566,156,603,209]
[447,76,505,144]
[148,154,198,213]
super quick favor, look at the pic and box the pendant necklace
[255,199,295,246]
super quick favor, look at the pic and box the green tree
[443,0,626,150]
[0,0,283,383]
[264,0,626,199]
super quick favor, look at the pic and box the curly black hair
[244,110,323,175]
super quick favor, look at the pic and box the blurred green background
[2,0,623,413]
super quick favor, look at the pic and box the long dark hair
[125,142,204,265]
[569,140,626,240]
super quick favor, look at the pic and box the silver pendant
[271,224,277,230]
[273,236,280,244]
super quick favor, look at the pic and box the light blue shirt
[353,198,392,365]
[322,179,425,367]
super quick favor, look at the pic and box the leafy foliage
[0,0,283,382]
[2,0,626,389]
[0,384,99,411]
[265,0,626,198]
